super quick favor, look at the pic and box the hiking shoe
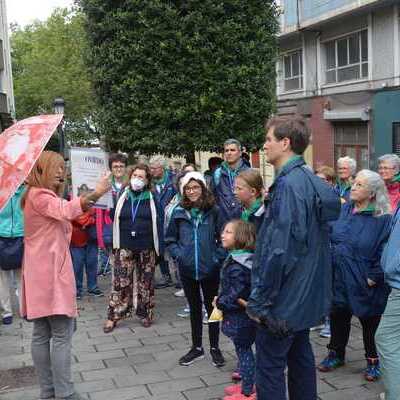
[224,393,256,400]
[224,384,242,395]
[155,275,173,289]
[318,351,345,372]
[365,358,381,382]
[174,289,185,297]
[320,322,331,338]
[179,347,204,366]
[88,288,104,297]
[210,347,225,367]
[177,307,190,318]
[310,324,324,331]
[2,315,13,325]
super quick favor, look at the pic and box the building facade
[0,0,14,132]
[277,0,400,169]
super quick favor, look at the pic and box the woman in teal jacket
[0,185,25,324]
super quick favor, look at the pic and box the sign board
[70,147,112,209]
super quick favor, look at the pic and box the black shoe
[155,275,173,289]
[179,347,205,366]
[210,347,225,367]
[88,288,104,297]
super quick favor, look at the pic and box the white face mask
[130,177,145,191]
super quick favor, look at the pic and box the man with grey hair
[335,156,357,202]
[378,154,400,212]
[212,139,249,224]
[149,155,177,288]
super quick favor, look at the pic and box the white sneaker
[174,289,185,297]
[379,393,385,400]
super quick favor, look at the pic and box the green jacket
[0,186,25,238]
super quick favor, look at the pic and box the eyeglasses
[378,166,395,171]
[112,165,125,170]
[352,182,369,189]
[185,186,202,193]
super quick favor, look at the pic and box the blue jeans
[71,243,98,294]
[376,288,400,400]
[255,327,317,400]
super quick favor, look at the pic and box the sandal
[103,320,116,333]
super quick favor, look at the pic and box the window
[325,30,368,84]
[334,122,369,170]
[282,50,303,91]
[393,123,400,156]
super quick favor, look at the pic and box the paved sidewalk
[0,275,383,400]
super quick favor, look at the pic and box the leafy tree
[11,8,99,143]
[78,0,279,159]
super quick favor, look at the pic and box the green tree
[11,8,99,143]
[79,0,279,158]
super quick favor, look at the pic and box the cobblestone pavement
[0,275,383,400]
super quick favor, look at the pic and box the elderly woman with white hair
[378,153,400,212]
[335,156,357,202]
[318,170,392,382]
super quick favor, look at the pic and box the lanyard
[130,192,143,225]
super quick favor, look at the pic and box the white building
[0,0,14,131]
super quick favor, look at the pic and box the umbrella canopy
[0,114,63,213]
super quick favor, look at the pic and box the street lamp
[53,97,66,157]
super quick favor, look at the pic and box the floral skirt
[107,248,156,322]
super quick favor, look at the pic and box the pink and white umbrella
[0,114,63,212]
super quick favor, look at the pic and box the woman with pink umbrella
[20,151,111,400]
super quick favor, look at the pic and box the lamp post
[53,97,66,158]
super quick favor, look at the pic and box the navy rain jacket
[152,170,177,253]
[165,205,225,281]
[212,160,249,225]
[217,252,256,346]
[247,157,341,335]
[331,203,391,317]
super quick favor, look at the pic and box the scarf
[128,189,151,202]
[241,197,262,222]
[190,207,203,223]
[229,249,254,256]
[153,169,169,187]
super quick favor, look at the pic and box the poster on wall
[70,147,112,209]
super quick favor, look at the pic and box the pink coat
[20,188,83,319]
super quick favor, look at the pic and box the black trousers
[328,307,381,359]
[181,275,220,349]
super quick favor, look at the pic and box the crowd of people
[1,115,400,400]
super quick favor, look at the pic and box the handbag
[0,236,24,270]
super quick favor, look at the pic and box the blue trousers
[71,243,98,294]
[255,327,316,400]
[234,342,255,395]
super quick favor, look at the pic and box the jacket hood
[230,252,253,270]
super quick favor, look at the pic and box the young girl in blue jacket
[215,220,257,400]
[165,172,225,367]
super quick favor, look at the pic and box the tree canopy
[11,8,99,143]
[79,0,279,157]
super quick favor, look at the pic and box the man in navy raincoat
[212,139,249,225]
[247,115,341,400]
[149,156,177,288]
